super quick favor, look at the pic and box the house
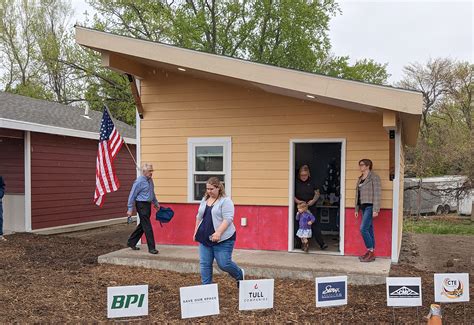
[75,26,423,262]
[0,92,137,233]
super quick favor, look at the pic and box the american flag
[94,107,124,206]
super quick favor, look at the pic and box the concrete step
[98,245,391,285]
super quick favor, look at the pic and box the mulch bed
[0,231,472,323]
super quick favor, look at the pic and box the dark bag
[155,207,174,227]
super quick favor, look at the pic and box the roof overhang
[75,26,422,146]
[0,118,136,144]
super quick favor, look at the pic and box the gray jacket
[355,171,382,213]
[196,196,236,242]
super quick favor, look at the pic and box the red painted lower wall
[344,208,392,257]
[146,204,392,257]
[150,204,288,251]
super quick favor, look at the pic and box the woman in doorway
[193,177,245,285]
[294,165,328,250]
[355,159,382,262]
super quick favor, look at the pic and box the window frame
[187,137,232,203]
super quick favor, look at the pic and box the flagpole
[104,105,140,171]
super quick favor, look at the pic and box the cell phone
[127,216,132,224]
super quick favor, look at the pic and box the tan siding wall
[141,71,392,208]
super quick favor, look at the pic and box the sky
[71,0,473,84]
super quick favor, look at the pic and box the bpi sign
[107,285,148,318]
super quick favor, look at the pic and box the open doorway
[289,140,345,255]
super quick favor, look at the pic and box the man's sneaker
[127,242,140,250]
[149,249,159,254]
[320,243,328,250]
[0,236,6,242]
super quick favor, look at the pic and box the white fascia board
[0,118,136,144]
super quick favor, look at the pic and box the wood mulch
[0,226,472,323]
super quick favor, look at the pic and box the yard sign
[386,277,422,307]
[107,285,148,318]
[180,283,219,319]
[434,273,470,303]
[239,279,274,311]
[315,276,348,307]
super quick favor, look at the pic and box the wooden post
[127,74,144,119]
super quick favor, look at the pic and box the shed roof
[75,26,423,145]
[0,92,136,143]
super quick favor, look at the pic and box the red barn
[0,92,137,233]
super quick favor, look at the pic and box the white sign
[315,276,348,307]
[107,285,148,318]
[386,277,422,307]
[434,273,470,303]
[180,284,220,319]
[239,279,274,311]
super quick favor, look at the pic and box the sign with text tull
[386,277,422,307]
[239,279,274,311]
[107,285,148,318]
[434,273,470,303]
[315,276,348,307]
[180,284,220,319]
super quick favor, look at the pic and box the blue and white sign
[315,276,348,307]
[180,284,220,319]
[107,285,148,318]
[239,279,274,311]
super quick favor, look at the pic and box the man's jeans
[199,239,243,285]
[360,205,375,250]
[0,201,3,236]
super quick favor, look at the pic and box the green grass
[404,217,474,235]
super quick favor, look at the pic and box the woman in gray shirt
[193,177,244,285]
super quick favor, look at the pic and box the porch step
[98,245,391,285]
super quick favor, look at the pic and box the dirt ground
[0,224,472,323]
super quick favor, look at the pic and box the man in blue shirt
[127,163,160,254]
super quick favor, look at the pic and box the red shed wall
[0,128,25,194]
[30,132,136,229]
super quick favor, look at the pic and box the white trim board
[391,129,402,263]
[24,131,32,232]
[288,139,346,255]
[0,118,136,144]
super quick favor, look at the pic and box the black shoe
[149,249,159,254]
[127,242,140,250]
[320,243,328,250]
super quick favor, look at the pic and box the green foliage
[87,0,389,84]
[404,217,474,235]
[1,0,391,128]
[5,80,53,100]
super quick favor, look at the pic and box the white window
[187,137,231,202]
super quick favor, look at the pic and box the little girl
[296,202,315,252]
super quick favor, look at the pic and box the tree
[87,0,389,84]
[401,59,473,208]
[398,58,453,135]
[0,0,44,97]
